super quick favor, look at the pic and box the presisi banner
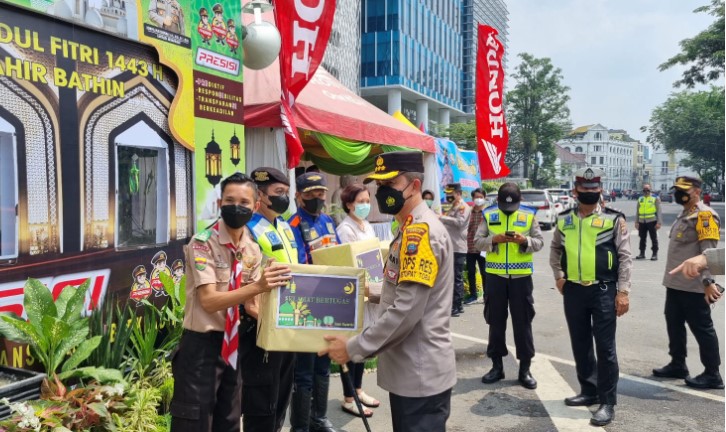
[275,0,336,169]
[476,24,510,179]
[436,139,481,202]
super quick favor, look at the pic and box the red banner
[275,0,336,169]
[476,24,510,179]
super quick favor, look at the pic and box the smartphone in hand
[505,231,515,237]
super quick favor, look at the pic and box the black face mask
[445,195,455,203]
[267,194,290,214]
[674,190,691,205]
[376,183,410,215]
[302,197,325,214]
[220,205,253,229]
[576,192,601,205]
[643,190,651,194]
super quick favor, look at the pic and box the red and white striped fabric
[213,223,243,369]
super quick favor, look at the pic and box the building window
[595,145,601,152]
[0,126,18,259]
[594,132,602,141]
[660,161,668,175]
[115,122,170,248]
[576,146,583,153]
[591,156,596,165]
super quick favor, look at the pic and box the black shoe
[518,369,537,389]
[451,308,461,317]
[564,394,599,406]
[652,363,689,379]
[635,254,646,260]
[685,371,725,389]
[651,254,658,261]
[481,366,504,384]
[463,296,478,305]
[590,404,615,426]
[457,305,465,314]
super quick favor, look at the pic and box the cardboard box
[311,238,385,302]
[256,263,366,353]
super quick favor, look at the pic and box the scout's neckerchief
[212,222,243,369]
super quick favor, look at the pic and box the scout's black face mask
[302,197,325,214]
[267,194,290,214]
[576,191,600,205]
[376,182,412,215]
[221,205,253,229]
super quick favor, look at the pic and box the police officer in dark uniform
[549,168,632,427]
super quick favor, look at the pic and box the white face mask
[474,198,486,207]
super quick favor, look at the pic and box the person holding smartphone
[474,183,543,390]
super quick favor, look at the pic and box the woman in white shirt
[336,183,381,418]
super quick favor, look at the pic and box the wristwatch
[703,278,717,287]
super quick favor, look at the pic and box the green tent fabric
[306,132,418,176]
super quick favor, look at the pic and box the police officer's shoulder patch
[603,207,625,218]
[398,222,438,288]
[696,211,720,241]
[519,204,537,214]
[193,229,212,242]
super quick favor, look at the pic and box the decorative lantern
[230,129,241,166]
[205,130,222,186]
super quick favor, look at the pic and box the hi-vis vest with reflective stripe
[557,208,620,282]
[638,196,657,220]
[247,214,299,264]
[484,206,535,275]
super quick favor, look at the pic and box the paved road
[310,201,726,431]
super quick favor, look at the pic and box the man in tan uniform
[320,152,456,432]
[653,176,723,389]
[149,0,185,34]
[170,173,291,432]
[440,183,471,316]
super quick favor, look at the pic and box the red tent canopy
[243,61,435,153]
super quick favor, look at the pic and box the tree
[432,120,477,151]
[644,86,725,190]
[659,0,725,88]
[505,53,572,186]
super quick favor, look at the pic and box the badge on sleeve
[398,223,438,288]
[697,211,720,241]
[591,217,604,228]
[326,222,335,234]
[563,215,575,229]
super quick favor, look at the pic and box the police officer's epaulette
[193,229,212,242]
[603,207,625,218]
[558,207,575,216]
[518,204,537,214]
[483,203,499,213]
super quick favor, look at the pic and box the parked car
[546,188,574,211]
[520,189,557,230]
[658,191,674,203]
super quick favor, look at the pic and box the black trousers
[638,220,658,254]
[485,273,535,360]
[664,287,721,370]
[389,388,452,432]
[239,319,296,432]
[340,361,365,398]
[453,253,467,308]
[563,282,619,405]
[466,253,486,297]
[170,330,242,432]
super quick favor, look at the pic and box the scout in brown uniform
[170,173,291,432]
[653,176,724,389]
[320,152,456,432]
[440,183,471,316]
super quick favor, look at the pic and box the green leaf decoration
[57,366,125,384]
[62,335,102,372]
[55,326,89,369]
[41,315,71,373]
[0,313,32,343]
[24,278,57,336]
[60,279,91,323]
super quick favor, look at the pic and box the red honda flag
[275,0,336,169]
[476,24,510,179]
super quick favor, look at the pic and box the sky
[505,0,715,143]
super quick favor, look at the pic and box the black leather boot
[590,404,615,426]
[652,361,689,379]
[651,253,658,261]
[310,375,337,432]
[518,359,537,389]
[481,356,504,384]
[290,387,312,432]
[685,369,725,389]
[635,253,646,260]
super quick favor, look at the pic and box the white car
[546,188,574,211]
[521,189,558,230]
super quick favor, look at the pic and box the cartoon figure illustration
[148,0,185,35]
[172,259,184,284]
[225,19,239,54]
[197,7,213,45]
[211,3,227,45]
[150,250,172,297]
[440,147,454,187]
[130,265,152,305]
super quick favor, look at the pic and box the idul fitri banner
[436,139,482,202]
[1,0,246,231]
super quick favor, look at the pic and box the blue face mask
[353,203,371,220]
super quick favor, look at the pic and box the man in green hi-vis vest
[550,167,632,428]
[240,167,298,432]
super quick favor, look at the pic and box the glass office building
[322,0,362,93]
[360,0,508,126]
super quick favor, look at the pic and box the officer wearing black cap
[440,182,471,316]
[549,167,632,427]
[151,250,171,297]
[474,182,543,390]
[654,176,723,389]
[320,151,456,432]
[288,171,340,432]
[240,167,298,432]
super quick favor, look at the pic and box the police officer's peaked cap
[251,167,290,187]
[296,172,328,192]
[152,250,167,263]
[212,3,223,13]
[445,183,462,194]
[227,19,235,26]
[199,7,208,16]
[574,167,606,188]
[171,259,184,271]
[671,176,702,191]
[363,151,424,184]
[497,182,521,213]
[133,265,147,277]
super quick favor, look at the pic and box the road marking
[451,332,724,403]
[530,357,594,430]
